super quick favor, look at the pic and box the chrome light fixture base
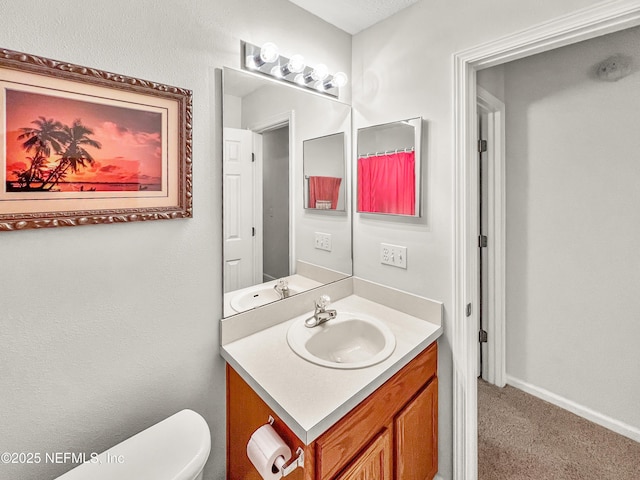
[241,41,345,98]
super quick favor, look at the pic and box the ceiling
[288,0,420,35]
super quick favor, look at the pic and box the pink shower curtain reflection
[308,176,342,209]
[357,151,415,215]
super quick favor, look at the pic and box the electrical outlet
[315,232,332,252]
[380,245,392,264]
[380,243,408,269]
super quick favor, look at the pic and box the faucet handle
[277,278,289,290]
[315,295,331,309]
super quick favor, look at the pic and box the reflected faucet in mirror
[274,278,291,299]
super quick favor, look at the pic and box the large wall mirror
[222,67,352,318]
[357,117,422,217]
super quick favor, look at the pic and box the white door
[223,127,254,293]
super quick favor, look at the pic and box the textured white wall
[0,1,350,479]
[477,64,506,101]
[501,26,640,430]
[351,0,602,477]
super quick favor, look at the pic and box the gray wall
[481,26,640,432]
[0,1,350,479]
[262,127,290,281]
[357,122,416,155]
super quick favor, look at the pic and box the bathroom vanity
[227,343,437,480]
[220,65,440,480]
[221,277,442,480]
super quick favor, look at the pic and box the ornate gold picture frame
[0,48,192,231]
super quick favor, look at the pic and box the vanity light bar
[241,41,347,98]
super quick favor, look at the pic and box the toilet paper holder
[268,416,305,477]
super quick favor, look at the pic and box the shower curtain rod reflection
[358,147,414,158]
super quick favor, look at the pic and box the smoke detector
[595,55,632,81]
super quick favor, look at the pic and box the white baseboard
[506,375,640,443]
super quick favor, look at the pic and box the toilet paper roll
[246,424,292,480]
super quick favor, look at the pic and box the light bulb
[259,42,279,64]
[270,65,284,78]
[280,54,305,76]
[294,74,306,86]
[324,72,348,90]
[287,54,306,74]
[332,72,348,88]
[310,63,329,81]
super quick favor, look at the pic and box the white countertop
[221,293,442,444]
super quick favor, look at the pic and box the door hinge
[252,227,255,237]
[251,152,255,163]
[479,329,488,343]
[478,235,488,248]
[478,139,487,153]
[466,303,472,317]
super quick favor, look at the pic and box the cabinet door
[395,378,438,480]
[335,428,392,480]
[315,343,437,480]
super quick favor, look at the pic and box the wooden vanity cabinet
[334,428,393,480]
[227,342,438,480]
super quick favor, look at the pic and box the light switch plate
[315,232,332,252]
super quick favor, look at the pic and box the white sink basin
[230,286,299,313]
[287,312,396,369]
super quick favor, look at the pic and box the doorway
[222,113,294,293]
[475,87,506,386]
[477,17,640,442]
[452,3,640,479]
[248,112,296,284]
[261,126,290,282]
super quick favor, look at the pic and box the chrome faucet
[305,295,337,328]
[274,278,291,299]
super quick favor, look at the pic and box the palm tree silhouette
[30,154,48,180]
[16,117,66,188]
[40,119,102,191]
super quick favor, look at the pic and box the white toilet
[55,409,211,480]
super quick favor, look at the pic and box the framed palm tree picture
[0,47,192,231]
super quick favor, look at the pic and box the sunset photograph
[4,89,164,193]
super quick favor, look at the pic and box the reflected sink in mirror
[230,286,299,313]
[224,274,323,316]
[287,312,396,369]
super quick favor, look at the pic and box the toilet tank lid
[55,409,211,480]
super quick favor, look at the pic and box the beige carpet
[478,380,640,480]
